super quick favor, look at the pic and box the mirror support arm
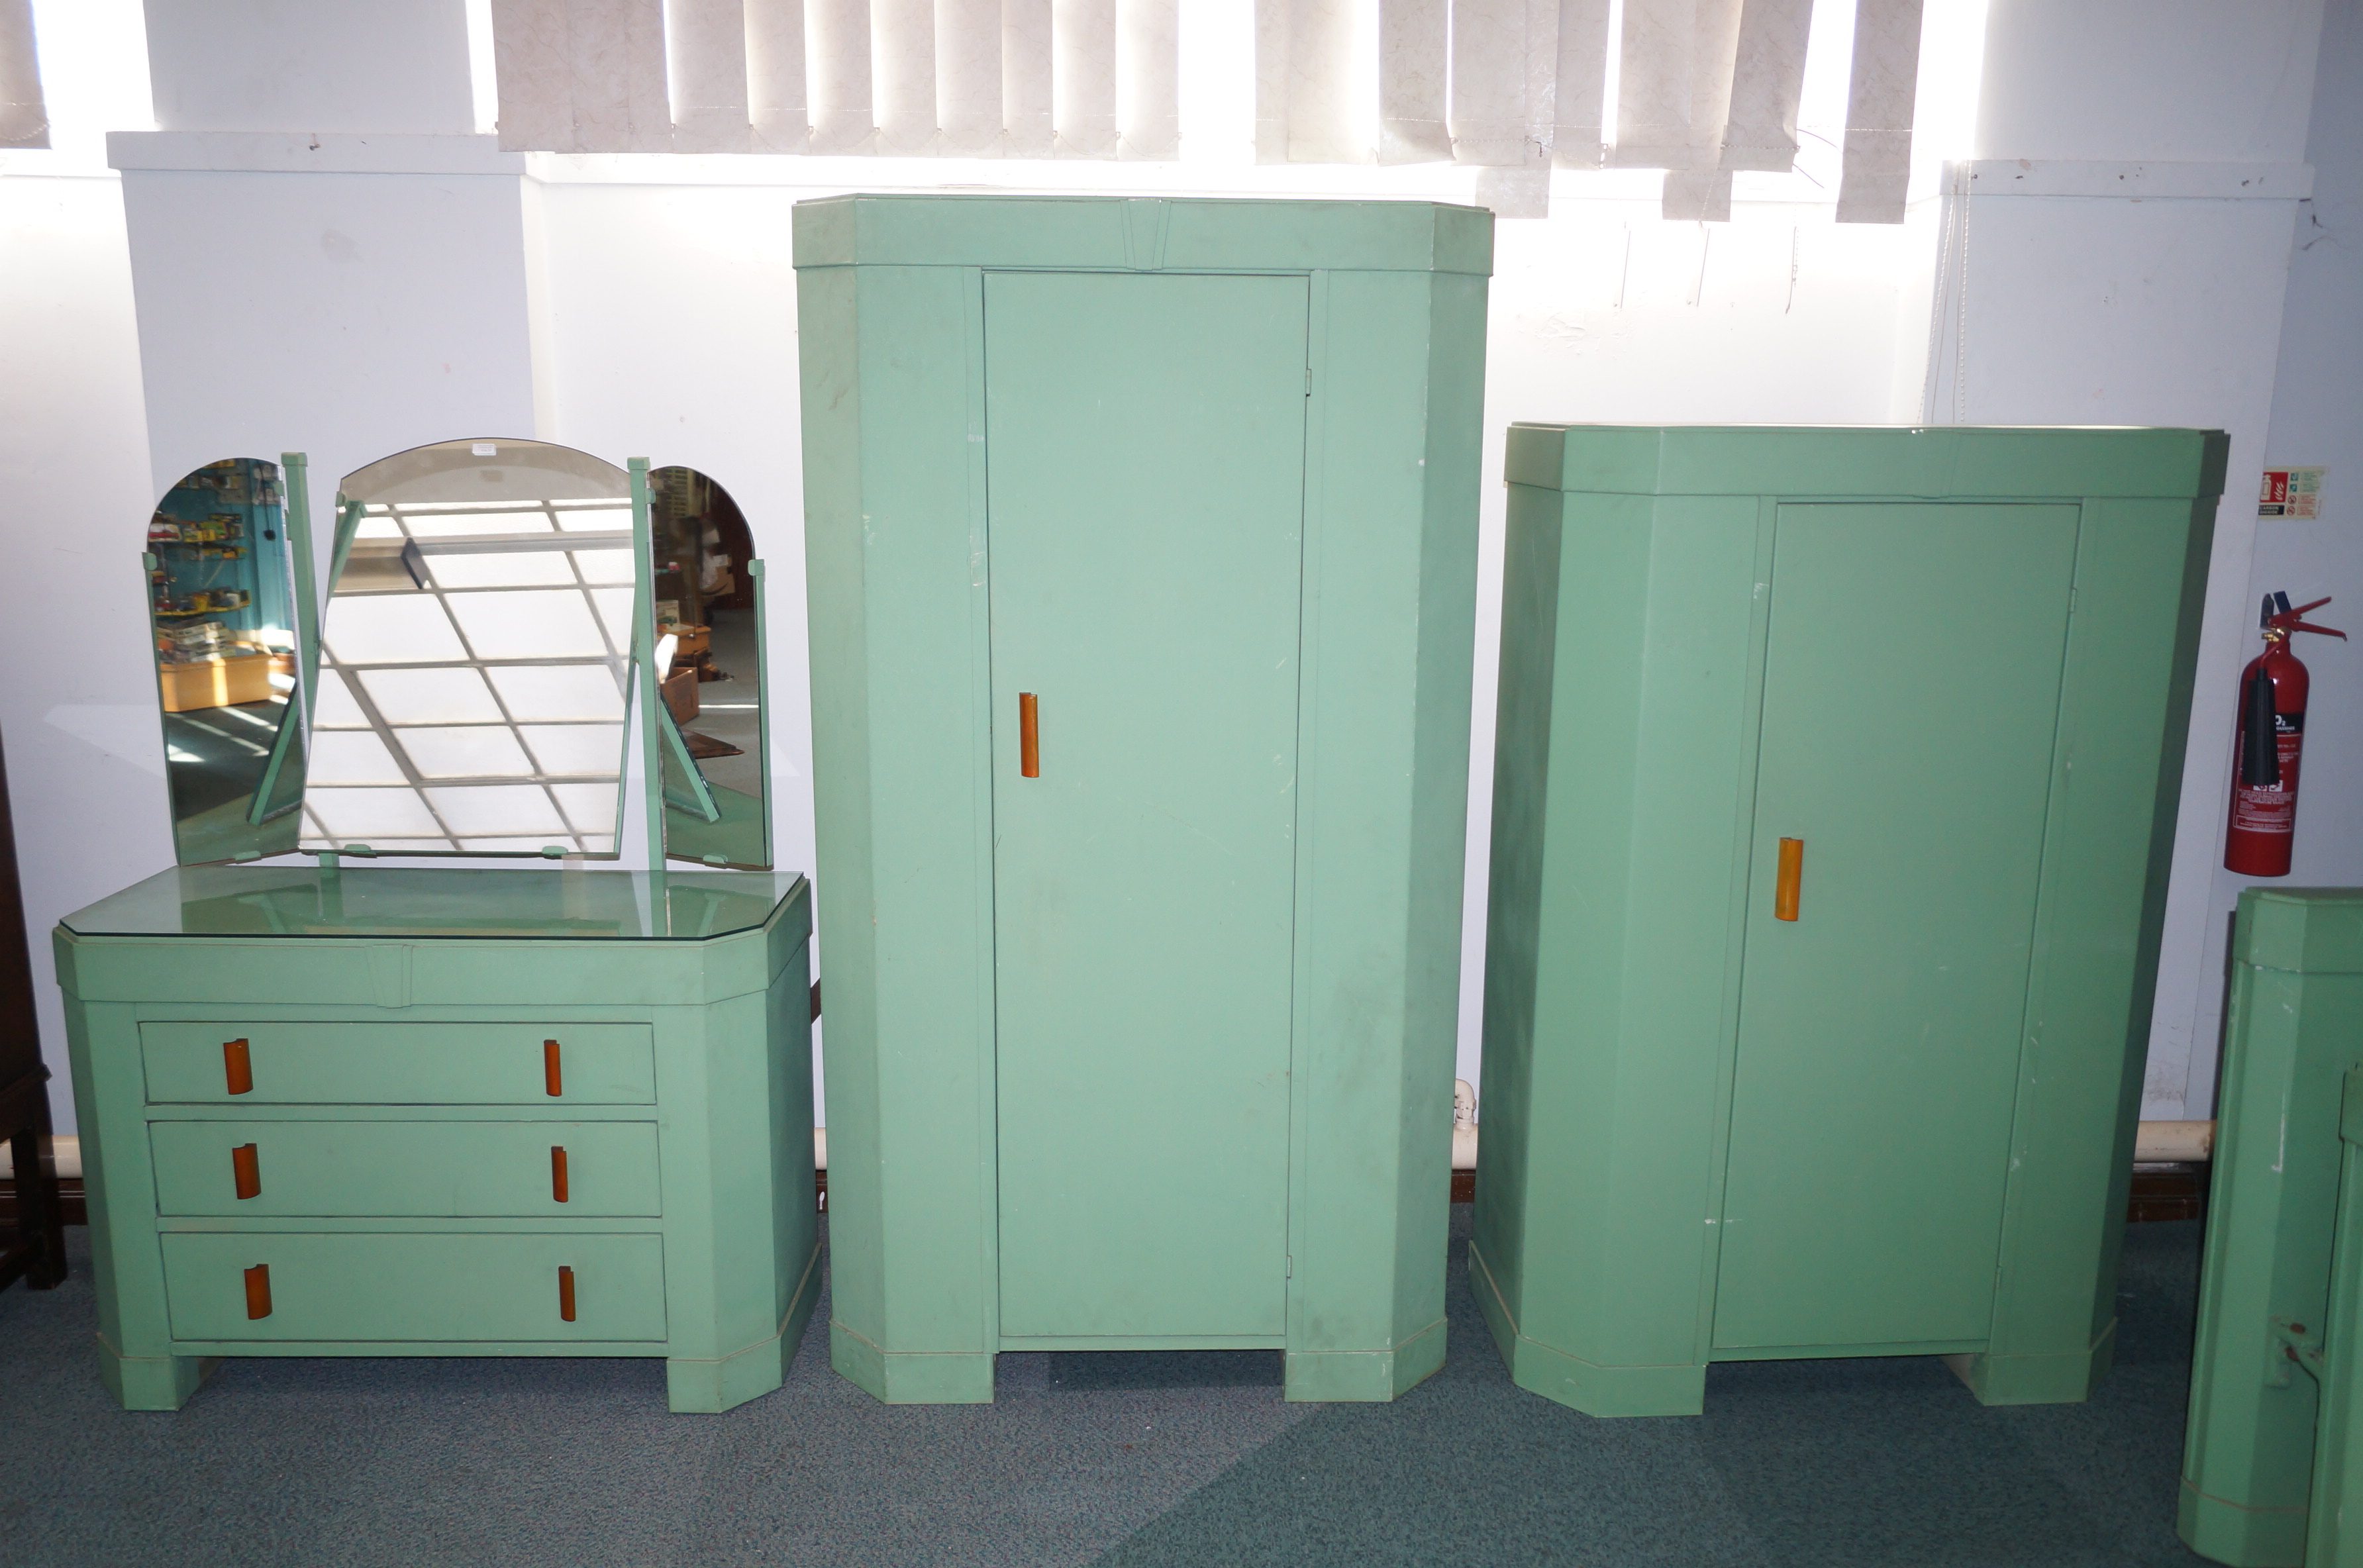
[246,455,313,833]
[752,558,773,869]
[282,454,320,714]
[630,458,665,875]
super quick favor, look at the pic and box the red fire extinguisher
[2225,591,2346,877]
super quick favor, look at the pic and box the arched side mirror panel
[649,466,770,870]
[146,458,309,865]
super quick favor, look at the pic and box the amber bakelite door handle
[232,1143,261,1200]
[551,1146,570,1203]
[244,1263,272,1320]
[544,1039,562,1097]
[223,1038,254,1095]
[1775,838,1804,922]
[558,1266,577,1322]
[1019,693,1040,778]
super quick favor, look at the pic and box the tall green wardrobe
[1474,423,2223,1416]
[796,194,1491,1403]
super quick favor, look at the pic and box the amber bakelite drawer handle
[244,1263,272,1320]
[544,1039,562,1097]
[551,1146,570,1203]
[223,1038,254,1095]
[558,1266,577,1323]
[1775,838,1804,922]
[232,1143,261,1200]
[1019,693,1040,778]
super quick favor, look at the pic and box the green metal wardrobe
[2180,889,2363,1567]
[1474,422,2223,1416]
[796,193,1491,1403]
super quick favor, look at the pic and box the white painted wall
[1,0,2341,1135]
[1974,0,2323,164]
[2233,0,2363,1077]
[1937,0,2329,1118]
[0,0,156,1139]
[113,153,542,501]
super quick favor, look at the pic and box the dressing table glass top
[61,865,801,942]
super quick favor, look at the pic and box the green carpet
[0,1209,2209,1566]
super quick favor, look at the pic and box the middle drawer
[149,1120,662,1217]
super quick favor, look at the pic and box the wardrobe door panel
[983,271,1309,1339]
[1714,502,2078,1350]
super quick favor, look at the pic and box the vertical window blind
[493,0,1925,218]
[0,0,49,150]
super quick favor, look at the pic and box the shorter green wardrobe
[1474,424,2221,1416]
[60,865,817,1413]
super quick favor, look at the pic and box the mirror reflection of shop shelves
[145,457,305,864]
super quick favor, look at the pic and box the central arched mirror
[298,440,637,858]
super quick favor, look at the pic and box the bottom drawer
[160,1232,668,1343]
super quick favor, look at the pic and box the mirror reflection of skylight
[301,497,634,856]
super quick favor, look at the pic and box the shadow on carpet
[1090,1214,2211,1568]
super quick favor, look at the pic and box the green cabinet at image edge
[58,865,819,1414]
[796,194,1489,1402]
[2180,891,2363,1567]
[1475,423,2223,1416]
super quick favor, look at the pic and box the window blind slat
[1663,166,1733,219]
[1550,0,1609,168]
[1005,0,1055,155]
[938,0,1005,154]
[1119,0,1179,159]
[1836,0,1923,222]
[667,0,753,152]
[1721,0,1812,170]
[1613,0,1742,172]
[491,0,580,151]
[1449,0,1542,167]
[0,0,48,150]
[808,0,875,151]
[873,0,936,153]
[1258,0,1365,163]
[746,0,810,149]
[1379,0,1450,164]
[491,0,673,152]
[1254,0,1287,161]
[1609,0,1691,168]
[605,0,676,152]
[1054,0,1118,156]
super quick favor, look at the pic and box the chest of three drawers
[56,871,817,1414]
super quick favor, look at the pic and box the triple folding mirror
[144,442,771,870]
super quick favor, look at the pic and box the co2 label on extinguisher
[2231,716,2305,836]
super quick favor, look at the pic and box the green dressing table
[58,864,817,1413]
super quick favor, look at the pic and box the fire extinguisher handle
[2265,593,2346,640]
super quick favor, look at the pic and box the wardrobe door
[1713,503,2079,1350]
[983,271,1310,1339]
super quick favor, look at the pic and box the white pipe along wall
[0,0,2346,1170]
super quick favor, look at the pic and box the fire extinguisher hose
[2242,665,2281,789]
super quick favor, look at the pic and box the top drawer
[140,1022,656,1105]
